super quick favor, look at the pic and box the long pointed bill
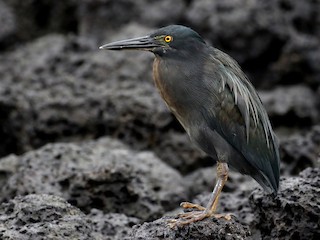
[99,36,160,51]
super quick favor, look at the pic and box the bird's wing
[201,48,280,193]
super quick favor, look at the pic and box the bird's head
[99,25,206,57]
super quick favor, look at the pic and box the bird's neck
[152,53,205,127]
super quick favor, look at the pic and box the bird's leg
[168,162,230,228]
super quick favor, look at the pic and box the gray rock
[186,0,320,88]
[153,130,209,174]
[184,167,217,198]
[0,1,16,48]
[250,167,320,240]
[0,194,101,240]
[78,0,186,44]
[271,35,320,86]
[88,209,140,240]
[259,85,319,127]
[184,167,258,198]
[129,215,251,240]
[281,125,320,175]
[185,0,289,63]
[0,154,19,188]
[0,137,187,221]
[6,0,77,42]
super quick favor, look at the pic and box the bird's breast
[153,58,167,102]
[152,57,194,130]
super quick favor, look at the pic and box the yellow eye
[164,35,173,43]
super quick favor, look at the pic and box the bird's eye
[164,35,173,43]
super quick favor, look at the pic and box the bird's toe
[180,201,206,211]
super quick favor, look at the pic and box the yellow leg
[168,162,231,228]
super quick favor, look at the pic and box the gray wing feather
[202,48,280,193]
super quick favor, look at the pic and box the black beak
[99,35,161,51]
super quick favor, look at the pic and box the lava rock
[184,167,217,198]
[250,167,320,240]
[281,125,320,175]
[0,137,187,221]
[78,0,186,44]
[259,85,319,127]
[0,194,101,240]
[185,0,320,88]
[184,167,259,198]
[129,216,251,240]
[271,34,320,86]
[185,0,289,63]
[6,0,77,42]
[153,130,209,174]
[0,1,16,48]
[88,209,140,240]
[0,154,19,188]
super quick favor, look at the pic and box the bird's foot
[168,211,232,228]
[168,202,233,228]
[168,210,208,228]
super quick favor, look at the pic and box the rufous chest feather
[153,58,172,105]
[152,57,190,130]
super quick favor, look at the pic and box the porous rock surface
[250,167,320,240]
[0,194,100,240]
[281,125,320,175]
[0,137,187,221]
[186,0,320,87]
[88,209,140,240]
[129,216,251,240]
[260,85,319,127]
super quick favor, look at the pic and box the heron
[99,25,280,227]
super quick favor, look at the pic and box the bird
[99,25,280,227]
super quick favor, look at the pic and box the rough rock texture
[185,0,320,88]
[5,0,77,42]
[88,209,140,240]
[271,33,320,87]
[250,168,320,240]
[260,85,319,127]
[129,216,251,240]
[0,33,159,155]
[0,194,100,240]
[78,0,186,45]
[0,155,19,188]
[0,137,187,221]
[281,125,320,175]
[184,167,258,197]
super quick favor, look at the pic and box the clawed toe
[167,211,234,228]
[178,210,203,219]
[213,213,233,220]
[180,202,206,211]
[168,211,209,228]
